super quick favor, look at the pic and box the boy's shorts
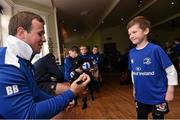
[136,101,169,115]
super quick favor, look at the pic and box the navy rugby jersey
[90,53,102,67]
[129,42,172,105]
[0,36,75,119]
[64,56,73,82]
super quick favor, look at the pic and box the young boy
[64,46,80,82]
[127,16,178,119]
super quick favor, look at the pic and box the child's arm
[166,85,174,101]
[165,65,178,101]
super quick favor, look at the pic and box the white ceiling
[52,0,120,42]
[26,0,53,8]
[53,0,180,42]
[13,0,180,42]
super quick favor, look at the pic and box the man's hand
[70,73,91,96]
[65,100,75,112]
[54,82,70,95]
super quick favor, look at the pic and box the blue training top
[90,53,102,67]
[64,56,73,82]
[0,36,75,119]
[129,42,172,105]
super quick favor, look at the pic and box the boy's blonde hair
[127,16,151,31]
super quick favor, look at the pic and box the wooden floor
[53,72,180,119]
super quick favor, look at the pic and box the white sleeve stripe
[165,65,178,85]
[131,71,134,85]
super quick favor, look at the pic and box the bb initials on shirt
[6,85,19,95]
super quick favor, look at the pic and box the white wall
[0,0,13,46]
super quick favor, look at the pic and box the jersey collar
[4,35,33,61]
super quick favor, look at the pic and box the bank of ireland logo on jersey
[143,57,151,65]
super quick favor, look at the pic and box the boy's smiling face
[128,23,149,45]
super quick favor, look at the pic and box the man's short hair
[8,11,44,36]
